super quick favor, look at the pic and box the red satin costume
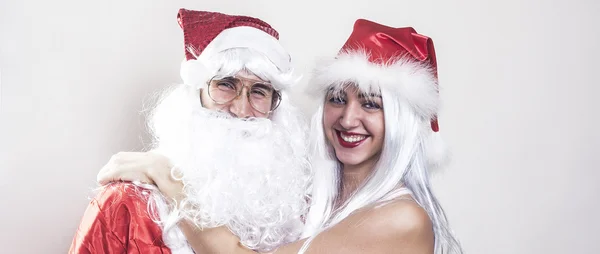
[68,183,172,254]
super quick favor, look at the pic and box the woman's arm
[178,220,257,254]
[175,199,434,254]
[275,199,433,254]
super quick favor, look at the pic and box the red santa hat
[177,8,292,90]
[311,19,449,168]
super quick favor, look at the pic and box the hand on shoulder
[96,151,184,202]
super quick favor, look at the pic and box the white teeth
[340,133,367,143]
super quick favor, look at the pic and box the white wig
[300,50,463,254]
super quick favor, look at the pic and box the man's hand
[97,151,184,202]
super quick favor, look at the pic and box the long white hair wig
[300,50,463,254]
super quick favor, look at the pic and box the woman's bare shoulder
[348,196,431,234]
[347,196,435,252]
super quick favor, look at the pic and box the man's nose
[229,87,254,118]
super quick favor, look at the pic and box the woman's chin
[335,153,364,167]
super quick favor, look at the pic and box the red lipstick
[336,130,367,148]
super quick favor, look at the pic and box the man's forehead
[235,70,268,83]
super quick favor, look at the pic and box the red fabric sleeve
[68,182,172,254]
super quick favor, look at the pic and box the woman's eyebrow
[358,93,382,98]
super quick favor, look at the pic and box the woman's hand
[97,151,185,202]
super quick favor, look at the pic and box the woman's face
[323,85,385,169]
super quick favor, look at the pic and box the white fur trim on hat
[309,49,439,120]
[200,26,291,72]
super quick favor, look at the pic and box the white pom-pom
[180,60,215,89]
[425,131,451,171]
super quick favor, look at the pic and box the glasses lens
[208,76,282,114]
[248,83,279,114]
[208,77,238,103]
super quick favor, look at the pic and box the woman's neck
[338,158,378,206]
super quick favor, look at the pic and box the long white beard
[148,85,311,252]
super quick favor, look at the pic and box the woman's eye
[328,97,345,104]
[363,101,382,110]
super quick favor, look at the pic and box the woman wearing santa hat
[101,18,464,254]
[293,19,464,254]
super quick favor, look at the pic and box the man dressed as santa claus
[69,8,311,254]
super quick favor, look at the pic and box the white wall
[1,0,598,253]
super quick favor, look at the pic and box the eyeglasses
[206,75,282,115]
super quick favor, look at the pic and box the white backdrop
[1,0,598,253]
